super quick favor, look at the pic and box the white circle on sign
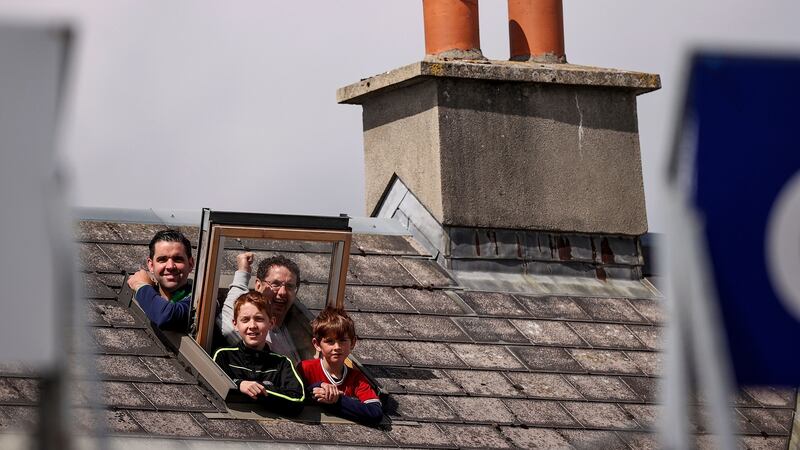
[766,171,800,321]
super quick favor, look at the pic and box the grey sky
[2,1,799,232]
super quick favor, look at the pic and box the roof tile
[89,300,140,327]
[348,312,412,339]
[140,356,196,384]
[97,274,125,290]
[502,399,578,427]
[378,367,463,395]
[395,257,454,287]
[76,221,119,241]
[437,423,514,449]
[573,297,647,324]
[510,319,586,346]
[741,386,796,408]
[298,283,326,310]
[350,339,407,366]
[190,415,270,441]
[385,394,458,422]
[559,429,630,449]
[0,362,35,378]
[129,411,209,438]
[82,273,118,299]
[74,409,144,434]
[458,292,528,317]
[504,372,582,400]
[565,375,640,402]
[620,376,659,403]
[365,366,406,393]
[0,378,38,404]
[348,255,417,286]
[385,422,452,447]
[135,384,217,412]
[568,349,644,375]
[92,328,165,356]
[96,244,148,272]
[500,426,571,449]
[739,436,790,450]
[108,223,167,242]
[628,298,665,324]
[453,318,528,344]
[448,344,525,370]
[562,401,639,430]
[445,369,522,398]
[568,322,646,350]
[515,295,591,320]
[352,234,425,256]
[0,406,37,432]
[79,244,119,272]
[292,252,333,284]
[625,351,662,377]
[391,341,467,369]
[621,404,660,430]
[616,431,659,450]
[395,315,470,342]
[322,423,395,446]
[396,288,467,315]
[737,408,792,435]
[96,381,153,409]
[694,406,760,435]
[444,396,516,424]
[509,346,584,373]
[260,419,332,443]
[627,325,663,351]
[93,355,159,382]
[345,286,415,313]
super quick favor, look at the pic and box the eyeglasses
[263,281,298,293]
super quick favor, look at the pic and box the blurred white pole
[0,23,75,450]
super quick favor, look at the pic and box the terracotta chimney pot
[508,0,566,63]
[423,0,484,60]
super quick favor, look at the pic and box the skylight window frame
[191,209,352,352]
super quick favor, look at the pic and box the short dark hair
[256,255,300,283]
[149,229,192,260]
[311,307,356,342]
[233,290,273,321]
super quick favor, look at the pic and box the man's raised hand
[236,252,255,273]
[127,269,155,291]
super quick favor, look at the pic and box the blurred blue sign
[683,53,800,384]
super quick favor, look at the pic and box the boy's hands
[312,382,340,404]
[239,380,267,399]
[236,252,255,273]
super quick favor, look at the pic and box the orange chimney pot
[508,0,566,63]
[423,0,482,59]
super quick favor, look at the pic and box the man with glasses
[217,253,301,362]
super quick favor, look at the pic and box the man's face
[234,302,273,350]
[254,265,297,327]
[147,241,194,296]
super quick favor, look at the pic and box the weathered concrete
[340,59,660,235]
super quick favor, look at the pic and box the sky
[2,0,800,232]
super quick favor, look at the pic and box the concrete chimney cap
[337,59,661,105]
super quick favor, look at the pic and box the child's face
[313,333,354,367]
[234,302,273,350]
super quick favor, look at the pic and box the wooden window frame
[191,209,352,352]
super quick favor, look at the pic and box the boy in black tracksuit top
[213,290,304,415]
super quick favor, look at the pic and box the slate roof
[0,220,795,449]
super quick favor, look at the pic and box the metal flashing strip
[452,271,661,300]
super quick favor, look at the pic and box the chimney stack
[423,0,484,60]
[339,3,660,264]
[508,0,566,63]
